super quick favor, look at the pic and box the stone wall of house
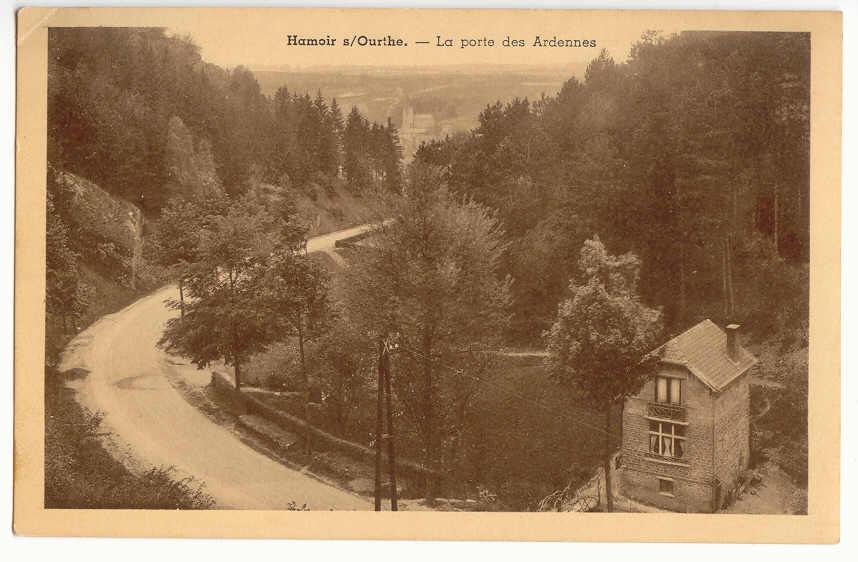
[620,465,714,512]
[712,374,751,509]
[619,364,717,512]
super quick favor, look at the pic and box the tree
[150,198,200,317]
[328,98,345,178]
[381,119,403,194]
[545,236,662,511]
[46,188,91,335]
[263,248,331,450]
[343,164,511,500]
[159,197,279,389]
[150,192,230,316]
[413,32,809,339]
[312,318,376,436]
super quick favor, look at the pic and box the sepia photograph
[13,7,842,541]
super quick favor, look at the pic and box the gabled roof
[651,319,758,392]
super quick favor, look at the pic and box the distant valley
[251,64,587,158]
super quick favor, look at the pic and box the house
[619,319,758,512]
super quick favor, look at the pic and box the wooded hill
[46,27,400,342]
[48,27,402,215]
[416,31,809,344]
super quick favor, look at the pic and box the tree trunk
[603,404,614,512]
[797,179,806,258]
[383,350,398,511]
[233,356,241,391]
[732,179,739,233]
[420,331,441,502]
[178,278,185,319]
[374,343,384,511]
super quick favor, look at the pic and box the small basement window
[658,478,675,496]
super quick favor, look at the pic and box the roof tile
[651,319,757,392]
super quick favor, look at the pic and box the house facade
[619,319,757,512]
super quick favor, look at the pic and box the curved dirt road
[58,228,372,510]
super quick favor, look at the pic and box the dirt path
[57,226,375,510]
[724,463,803,514]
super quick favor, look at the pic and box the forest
[47,27,402,214]
[45,28,809,511]
[417,30,809,345]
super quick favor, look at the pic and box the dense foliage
[545,237,662,510]
[416,31,810,343]
[546,237,663,406]
[45,184,91,335]
[342,164,511,498]
[48,28,402,213]
[157,194,326,390]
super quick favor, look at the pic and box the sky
[164,10,676,70]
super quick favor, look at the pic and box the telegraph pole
[373,339,399,511]
[374,342,384,511]
[382,347,398,510]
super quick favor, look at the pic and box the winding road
[58,225,375,510]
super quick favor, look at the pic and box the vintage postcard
[14,7,841,541]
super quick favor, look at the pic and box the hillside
[252,180,374,238]
[46,167,371,355]
[48,28,404,215]
[45,170,151,362]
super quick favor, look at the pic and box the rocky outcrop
[53,170,144,288]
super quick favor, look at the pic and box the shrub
[749,346,808,487]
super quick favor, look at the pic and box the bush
[749,346,808,487]
[244,341,304,390]
[303,182,320,202]
[312,171,338,197]
[328,206,346,223]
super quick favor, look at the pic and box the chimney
[726,324,740,361]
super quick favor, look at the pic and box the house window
[648,420,686,459]
[658,478,675,496]
[655,376,682,405]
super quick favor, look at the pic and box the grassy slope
[457,357,610,509]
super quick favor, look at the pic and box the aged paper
[15,7,841,541]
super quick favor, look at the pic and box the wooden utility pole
[603,405,614,512]
[374,343,384,511]
[373,340,398,511]
[382,347,399,511]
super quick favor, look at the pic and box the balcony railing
[647,402,687,422]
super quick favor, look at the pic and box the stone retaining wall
[211,371,442,486]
